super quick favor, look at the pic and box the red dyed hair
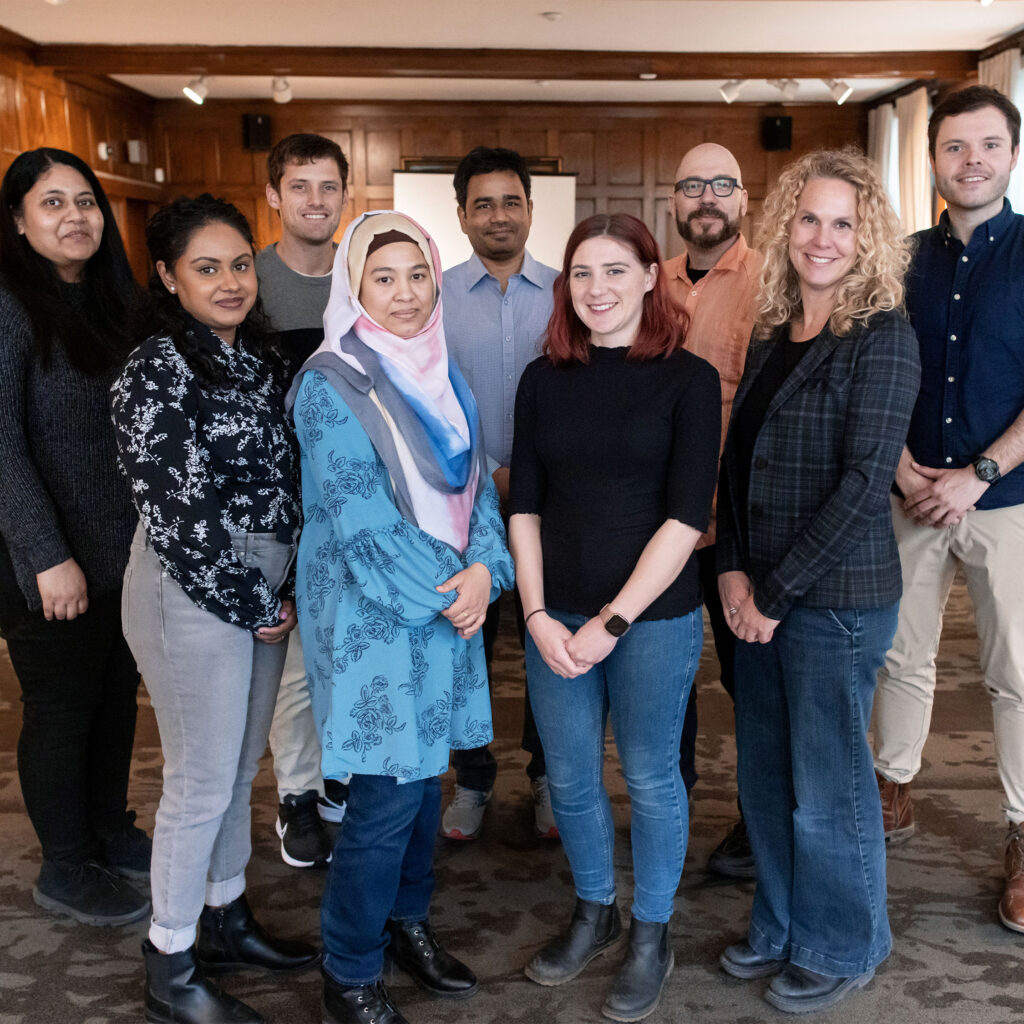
[543,213,686,366]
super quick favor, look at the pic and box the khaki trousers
[873,496,1024,824]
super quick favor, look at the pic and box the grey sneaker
[531,776,559,839]
[440,785,491,840]
[96,810,152,882]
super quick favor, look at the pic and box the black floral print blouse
[111,323,300,631]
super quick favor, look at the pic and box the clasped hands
[437,561,492,639]
[897,460,988,529]
[719,570,779,644]
[528,612,618,679]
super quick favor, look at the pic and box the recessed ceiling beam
[32,44,976,82]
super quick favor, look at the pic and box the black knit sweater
[0,282,136,612]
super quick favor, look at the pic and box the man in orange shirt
[663,142,762,878]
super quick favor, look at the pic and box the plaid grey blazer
[717,308,921,620]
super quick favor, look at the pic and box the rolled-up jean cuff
[206,872,246,909]
[149,919,198,955]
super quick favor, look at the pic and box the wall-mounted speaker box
[243,114,272,152]
[762,116,793,152]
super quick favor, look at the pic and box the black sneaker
[96,810,152,882]
[708,817,757,878]
[319,778,349,824]
[276,791,332,868]
[33,858,150,926]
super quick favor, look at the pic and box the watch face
[974,457,1000,483]
[605,614,630,638]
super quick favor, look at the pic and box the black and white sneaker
[318,777,349,824]
[276,791,332,868]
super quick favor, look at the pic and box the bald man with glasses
[663,142,763,880]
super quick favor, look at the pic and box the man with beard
[873,86,1024,933]
[441,147,559,842]
[663,142,762,879]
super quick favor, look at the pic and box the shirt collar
[938,198,1014,249]
[671,232,751,282]
[463,249,547,290]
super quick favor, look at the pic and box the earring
[169,286,176,293]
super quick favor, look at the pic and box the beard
[676,205,740,251]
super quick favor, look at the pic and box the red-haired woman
[509,214,721,1022]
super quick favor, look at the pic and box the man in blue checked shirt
[873,86,1024,934]
[441,146,559,842]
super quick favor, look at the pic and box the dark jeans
[321,774,440,985]
[679,545,737,792]
[451,591,546,790]
[5,590,141,863]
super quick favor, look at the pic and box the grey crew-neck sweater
[0,283,136,611]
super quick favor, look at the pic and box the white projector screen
[392,172,577,273]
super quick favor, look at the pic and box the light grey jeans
[122,525,295,953]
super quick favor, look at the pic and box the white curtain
[896,87,932,233]
[868,103,901,219]
[979,48,1024,213]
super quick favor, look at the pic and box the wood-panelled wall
[1,47,163,281]
[153,99,867,261]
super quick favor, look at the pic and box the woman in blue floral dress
[289,211,513,1024]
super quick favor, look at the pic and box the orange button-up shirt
[663,234,762,547]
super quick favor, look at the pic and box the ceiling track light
[719,79,747,104]
[272,76,293,104]
[183,76,208,104]
[824,78,853,105]
[767,77,800,101]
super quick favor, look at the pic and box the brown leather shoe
[876,772,915,843]
[998,824,1024,934]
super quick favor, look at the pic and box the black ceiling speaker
[762,116,793,152]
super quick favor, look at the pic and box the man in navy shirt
[873,86,1024,933]
[441,147,559,841]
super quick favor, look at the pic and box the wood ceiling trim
[33,45,977,82]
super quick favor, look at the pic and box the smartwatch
[972,455,1001,485]
[599,604,631,638]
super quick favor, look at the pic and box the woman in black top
[715,150,920,1014]
[0,148,149,927]
[111,195,317,1024]
[509,214,720,1022]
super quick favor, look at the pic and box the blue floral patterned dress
[293,369,514,783]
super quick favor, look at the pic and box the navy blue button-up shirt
[443,251,558,470]
[905,200,1024,510]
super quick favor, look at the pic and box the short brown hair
[928,85,1021,157]
[267,133,349,193]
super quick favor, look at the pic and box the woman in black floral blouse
[111,194,318,1024]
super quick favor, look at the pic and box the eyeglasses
[674,176,742,198]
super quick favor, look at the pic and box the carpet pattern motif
[0,579,1020,1023]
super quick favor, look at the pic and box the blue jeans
[735,603,898,977]
[321,774,440,985]
[526,608,702,923]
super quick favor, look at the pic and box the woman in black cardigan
[716,149,920,1014]
[0,148,148,926]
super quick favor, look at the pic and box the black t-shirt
[509,344,721,620]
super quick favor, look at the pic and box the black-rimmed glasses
[674,176,742,198]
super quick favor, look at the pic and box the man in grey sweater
[256,133,349,868]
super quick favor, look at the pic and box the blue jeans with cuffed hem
[735,603,898,977]
[321,774,440,985]
[526,608,701,923]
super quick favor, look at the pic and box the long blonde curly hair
[754,148,910,339]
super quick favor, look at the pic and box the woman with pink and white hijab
[288,211,513,1024]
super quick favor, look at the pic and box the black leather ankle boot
[196,893,320,974]
[601,918,674,1022]
[143,939,263,1024]
[524,898,622,986]
[384,918,477,997]
[322,970,409,1024]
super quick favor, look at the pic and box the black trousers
[679,545,737,792]
[5,590,141,863]
[452,589,546,791]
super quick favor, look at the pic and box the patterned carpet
[1,578,1020,1024]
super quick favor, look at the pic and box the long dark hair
[133,193,285,390]
[0,147,138,374]
[544,214,686,366]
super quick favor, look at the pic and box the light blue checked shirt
[443,251,558,470]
